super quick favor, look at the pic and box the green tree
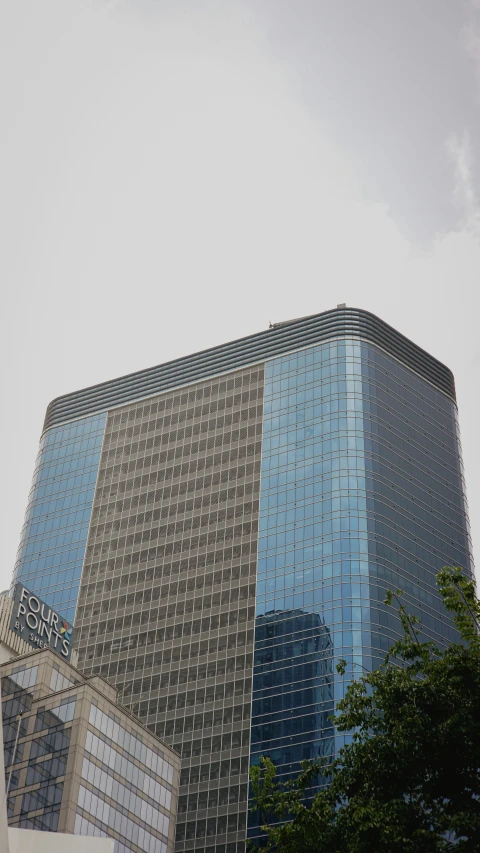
[249,567,480,853]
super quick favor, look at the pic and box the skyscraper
[11,307,474,853]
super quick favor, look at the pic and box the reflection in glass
[248,335,473,842]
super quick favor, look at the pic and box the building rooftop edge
[43,306,456,432]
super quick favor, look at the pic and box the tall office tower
[11,308,474,853]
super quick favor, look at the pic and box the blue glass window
[248,337,473,841]
[11,414,106,622]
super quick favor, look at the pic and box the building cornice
[43,307,456,432]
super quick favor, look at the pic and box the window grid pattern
[89,702,174,785]
[13,805,61,832]
[2,676,35,773]
[2,686,72,830]
[49,665,75,693]
[11,413,106,621]
[249,339,370,823]
[82,755,170,837]
[2,654,178,849]
[85,730,172,812]
[77,784,167,853]
[74,813,135,853]
[34,697,76,731]
[248,337,473,841]
[9,666,38,690]
[75,365,264,853]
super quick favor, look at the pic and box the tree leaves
[249,567,480,853]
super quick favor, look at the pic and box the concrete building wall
[8,827,114,853]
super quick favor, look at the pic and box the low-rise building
[1,648,180,853]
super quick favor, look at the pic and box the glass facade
[8,309,474,853]
[12,413,106,621]
[250,339,370,809]
[360,343,473,659]
[248,336,473,840]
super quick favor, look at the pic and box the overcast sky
[1,0,479,593]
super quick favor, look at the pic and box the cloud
[0,0,478,588]
[446,130,480,236]
[449,2,480,238]
[464,2,480,85]
[84,0,124,9]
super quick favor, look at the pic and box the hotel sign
[9,584,74,661]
